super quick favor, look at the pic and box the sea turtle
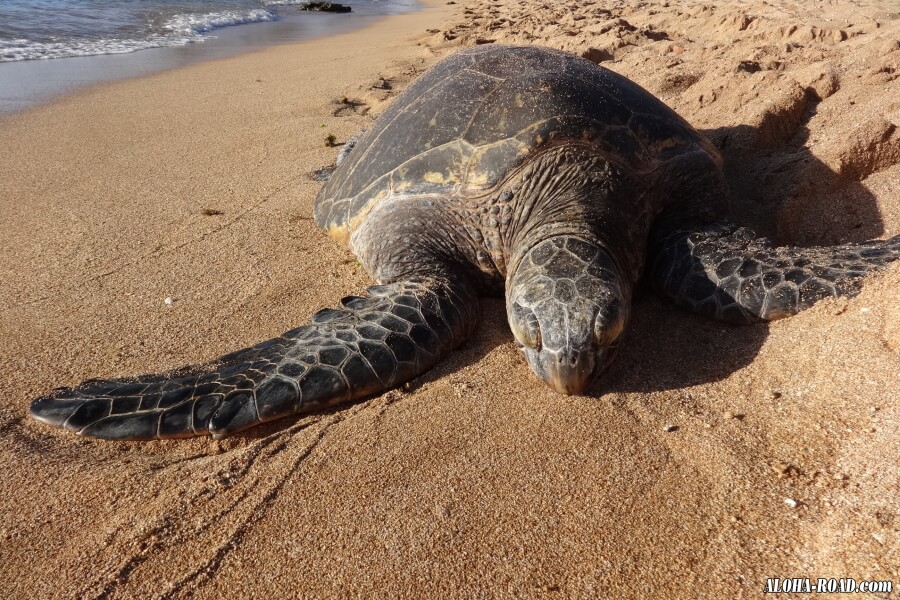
[30,45,900,440]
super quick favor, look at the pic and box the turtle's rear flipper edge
[30,277,478,441]
[647,222,900,324]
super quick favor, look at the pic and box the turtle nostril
[556,352,580,367]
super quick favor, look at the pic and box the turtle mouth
[519,342,619,395]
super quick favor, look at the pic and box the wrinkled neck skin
[501,144,653,282]
[501,144,653,394]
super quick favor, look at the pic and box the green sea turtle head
[506,236,629,394]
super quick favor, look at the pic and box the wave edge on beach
[0,7,282,63]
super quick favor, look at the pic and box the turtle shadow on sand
[376,112,890,400]
[603,115,890,395]
[706,123,890,245]
[395,114,892,399]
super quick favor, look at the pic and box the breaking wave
[0,8,277,62]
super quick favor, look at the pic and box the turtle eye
[510,302,541,350]
[594,298,625,347]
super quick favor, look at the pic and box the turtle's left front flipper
[648,223,900,324]
[29,277,478,440]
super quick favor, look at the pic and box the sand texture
[1,0,898,597]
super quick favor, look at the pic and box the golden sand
[0,0,897,597]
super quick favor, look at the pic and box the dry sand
[1,0,898,598]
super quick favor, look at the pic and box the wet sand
[0,0,419,116]
[0,0,897,597]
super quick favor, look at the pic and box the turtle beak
[520,345,598,395]
[546,348,597,394]
[519,342,620,395]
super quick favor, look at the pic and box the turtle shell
[314,45,705,240]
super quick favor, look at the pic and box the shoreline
[1,0,898,597]
[0,0,421,116]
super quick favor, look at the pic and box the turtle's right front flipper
[30,277,478,440]
[648,223,900,324]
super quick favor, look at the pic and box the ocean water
[0,0,412,62]
[0,0,417,113]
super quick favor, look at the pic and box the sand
[0,0,898,597]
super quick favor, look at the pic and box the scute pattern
[30,278,478,440]
[505,236,629,394]
[313,44,703,236]
[508,236,623,356]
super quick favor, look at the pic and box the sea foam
[163,9,277,37]
[0,8,278,62]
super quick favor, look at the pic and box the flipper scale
[29,277,478,440]
[649,223,900,323]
